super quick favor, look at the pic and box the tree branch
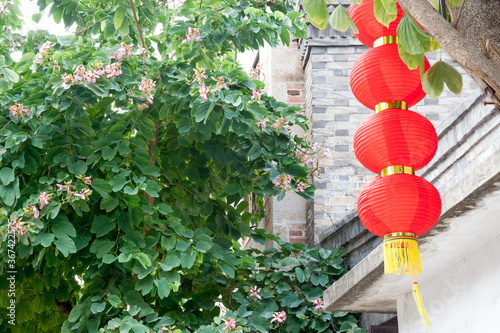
[54,299,73,316]
[129,0,147,49]
[397,0,500,107]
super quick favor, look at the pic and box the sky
[18,0,70,35]
[15,0,256,71]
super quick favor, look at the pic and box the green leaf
[91,178,112,199]
[109,173,128,191]
[219,262,235,278]
[157,203,173,215]
[2,68,19,83]
[248,143,262,160]
[136,253,152,269]
[450,0,464,7]
[0,167,15,185]
[180,249,197,269]
[118,18,130,36]
[295,267,305,283]
[380,0,398,15]
[162,253,181,269]
[37,233,55,247]
[155,279,171,299]
[101,197,119,212]
[54,235,77,257]
[348,0,362,3]
[32,13,42,23]
[90,302,106,314]
[283,163,308,178]
[398,44,425,71]
[102,254,117,264]
[193,101,216,123]
[422,60,463,99]
[250,315,271,331]
[114,7,127,29]
[68,304,83,322]
[302,0,328,30]
[397,13,431,55]
[52,218,77,238]
[90,238,115,258]
[102,146,118,160]
[91,215,115,237]
[373,0,397,28]
[108,294,122,307]
[329,5,355,33]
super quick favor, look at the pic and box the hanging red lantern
[357,173,441,275]
[350,44,430,110]
[353,109,438,174]
[349,0,405,48]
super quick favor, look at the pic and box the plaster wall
[397,225,500,333]
[259,42,308,244]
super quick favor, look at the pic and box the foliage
[195,239,365,333]
[301,0,464,100]
[0,0,363,332]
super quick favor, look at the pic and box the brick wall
[286,83,306,107]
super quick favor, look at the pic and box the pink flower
[199,84,210,100]
[186,27,200,42]
[271,117,286,129]
[39,192,50,209]
[34,41,54,64]
[8,218,27,236]
[105,63,123,78]
[138,103,149,111]
[56,184,65,191]
[250,64,262,79]
[295,182,308,193]
[249,286,262,300]
[256,117,269,131]
[111,42,135,61]
[61,73,74,88]
[312,298,324,312]
[216,77,228,90]
[251,90,261,100]
[271,311,286,323]
[9,103,31,118]
[32,206,39,219]
[194,68,208,84]
[223,317,237,331]
[274,174,291,190]
[84,175,92,185]
[139,78,156,104]
[75,189,92,201]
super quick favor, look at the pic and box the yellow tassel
[412,280,431,330]
[383,233,422,275]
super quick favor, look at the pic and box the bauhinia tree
[302,0,500,108]
[0,0,367,332]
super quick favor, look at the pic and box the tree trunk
[397,0,500,107]
[453,0,500,67]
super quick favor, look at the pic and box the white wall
[397,228,500,332]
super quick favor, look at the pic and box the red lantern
[353,109,438,174]
[357,173,441,275]
[349,0,405,47]
[350,44,430,110]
